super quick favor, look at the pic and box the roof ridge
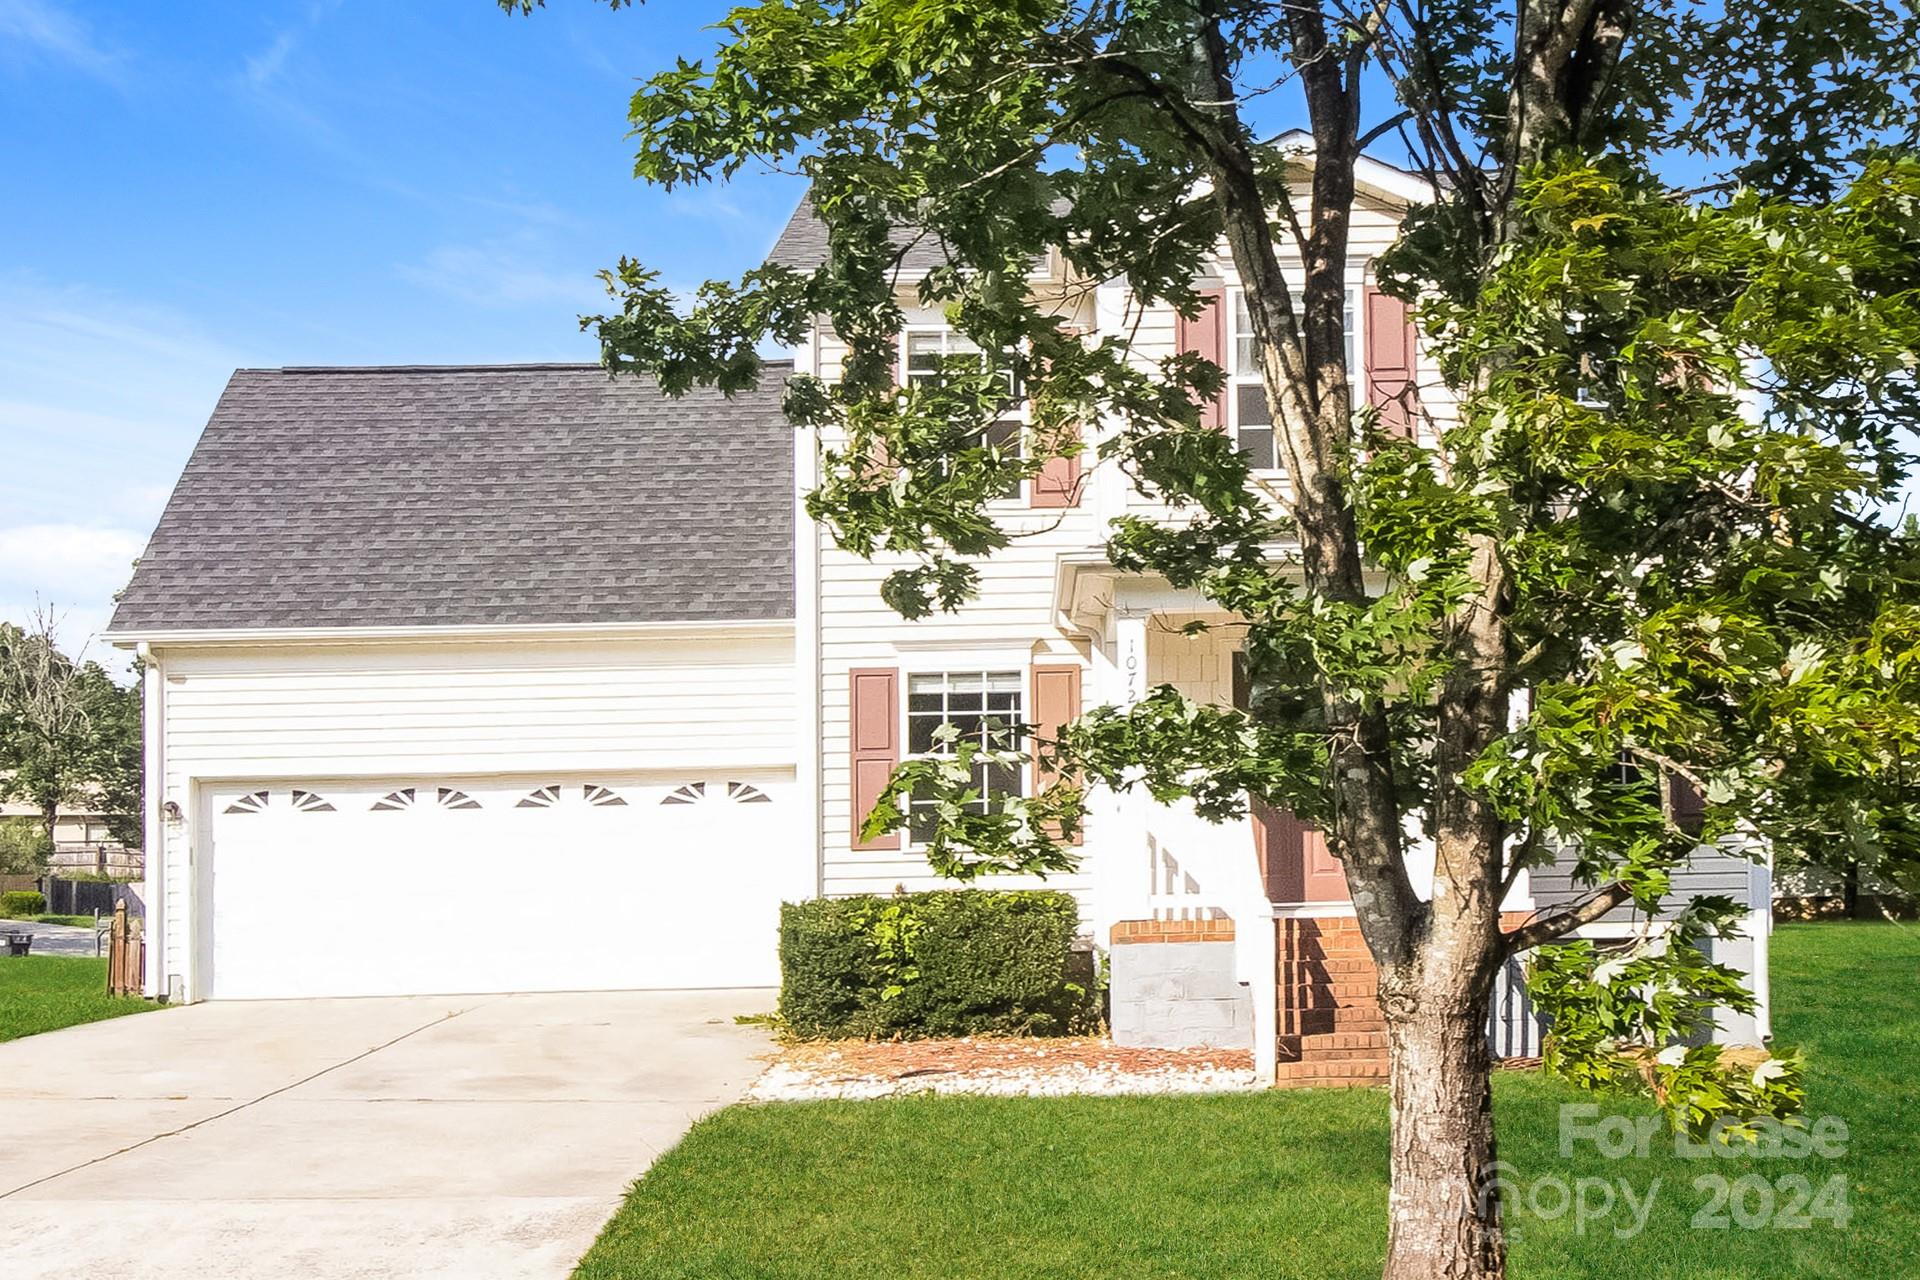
[251,359,797,375]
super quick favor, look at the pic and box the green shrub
[2,891,48,918]
[779,890,1099,1039]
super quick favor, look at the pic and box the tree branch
[1503,881,1633,953]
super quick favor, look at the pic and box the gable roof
[765,142,1433,275]
[764,193,956,277]
[108,363,796,636]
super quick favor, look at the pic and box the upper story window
[902,328,1024,499]
[904,669,1025,844]
[1228,288,1355,471]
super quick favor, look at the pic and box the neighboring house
[0,797,140,877]
[108,150,1770,1083]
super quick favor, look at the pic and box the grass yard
[0,956,161,1042]
[575,922,1918,1279]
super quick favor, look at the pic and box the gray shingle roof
[108,363,795,633]
[764,193,954,278]
[765,190,1066,280]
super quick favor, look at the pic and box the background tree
[87,658,144,851]
[511,2,1919,1276]
[0,819,52,877]
[0,611,142,855]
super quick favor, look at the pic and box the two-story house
[107,148,1771,1084]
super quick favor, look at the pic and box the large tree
[512,1,1918,1275]
[0,613,141,854]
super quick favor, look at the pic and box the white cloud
[667,188,751,224]
[0,525,146,591]
[0,277,245,674]
[0,525,146,671]
[243,28,298,90]
[0,281,243,512]
[0,0,124,81]
[398,240,606,310]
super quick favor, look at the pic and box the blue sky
[0,0,800,664]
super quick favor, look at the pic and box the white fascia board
[1270,129,1438,208]
[104,618,796,650]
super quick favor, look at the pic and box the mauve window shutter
[1364,284,1418,436]
[1175,289,1228,429]
[849,668,901,851]
[1030,442,1081,508]
[1030,663,1084,845]
[1030,327,1083,509]
[1669,772,1708,837]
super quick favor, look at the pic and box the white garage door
[202,773,795,999]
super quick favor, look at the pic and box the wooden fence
[107,900,143,997]
[44,877,144,919]
[50,843,143,879]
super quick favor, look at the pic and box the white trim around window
[899,324,1027,502]
[1226,283,1360,471]
[897,653,1032,849]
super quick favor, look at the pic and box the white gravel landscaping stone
[749,1062,1259,1102]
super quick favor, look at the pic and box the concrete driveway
[0,990,773,1279]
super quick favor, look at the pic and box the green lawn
[0,956,161,1042]
[29,914,99,928]
[575,922,1918,1279]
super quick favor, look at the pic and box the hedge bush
[779,890,1099,1039]
[2,891,47,918]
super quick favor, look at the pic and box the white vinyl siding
[149,630,796,992]
[803,184,1449,909]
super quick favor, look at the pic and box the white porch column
[1749,845,1774,1042]
[1114,609,1148,708]
[1087,611,1153,945]
[1244,898,1277,1085]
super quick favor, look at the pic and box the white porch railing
[1143,798,1265,920]
[1138,797,1278,1082]
[1487,955,1545,1060]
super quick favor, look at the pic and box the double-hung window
[1228,287,1356,471]
[902,328,1024,499]
[904,670,1025,844]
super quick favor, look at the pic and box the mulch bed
[750,1035,1258,1100]
[778,1035,1255,1078]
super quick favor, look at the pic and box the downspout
[794,317,826,904]
[137,643,165,1000]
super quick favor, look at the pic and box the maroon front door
[1252,799,1350,903]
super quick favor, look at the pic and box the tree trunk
[1381,986,1505,1280]
[1843,859,1862,919]
[40,802,58,856]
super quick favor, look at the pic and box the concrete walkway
[0,989,774,1279]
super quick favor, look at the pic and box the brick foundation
[1110,917,1236,945]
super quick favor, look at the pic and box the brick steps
[1301,957,1375,975]
[1295,979,1379,1001]
[1274,1058,1390,1087]
[1299,1030,1389,1051]
[1273,917,1389,1090]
